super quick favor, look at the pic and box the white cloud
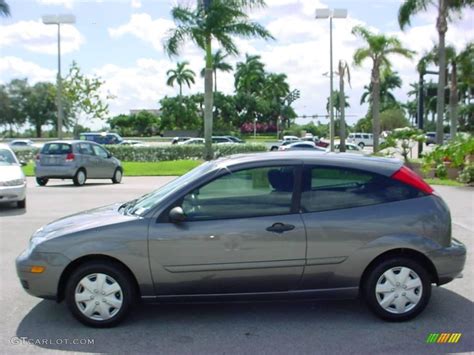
[0,20,84,55]
[36,0,75,8]
[0,57,56,84]
[131,0,142,9]
[108,14,174,52]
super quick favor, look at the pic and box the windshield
[123,161,214,216]
[0,149,18,166]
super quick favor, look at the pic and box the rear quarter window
[41,143,72,155]
[301,166,424,213]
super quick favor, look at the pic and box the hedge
[12,143,268,162]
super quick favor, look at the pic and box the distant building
[129,109,161,116]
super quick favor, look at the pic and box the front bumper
[0,183,26,203]
[16,246,70,300]
[428,238,467,286]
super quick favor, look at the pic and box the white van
[347,133,375,148]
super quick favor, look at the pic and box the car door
[91,144,115,178]
[148,164,306,295]
[76,143,99,178]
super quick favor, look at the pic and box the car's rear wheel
[17,198,26,209]
[270,146,278,151]
[358,142,365,148]
[112,168,123,184]
[73,169,87,186]
[65,262,134,328]
[36,177,48,186]
[363,257,431,321]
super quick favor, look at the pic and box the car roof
[43,140,93,145]
[212,151,402,177]
[0,143,13,150]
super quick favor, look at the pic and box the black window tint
[41,143,72,155]
[182,166,295,221]
[301,166,423,213]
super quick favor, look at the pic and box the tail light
[65,153,75,162]
[391,166,433,195]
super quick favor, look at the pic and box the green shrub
[457,164,474,184]
[13,144,268,163]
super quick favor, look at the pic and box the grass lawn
[425,178,465,187]
[22,160,202,177]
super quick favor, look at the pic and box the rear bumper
[35,165,76,178]
[0,183,26,203]
[428,238,467,286]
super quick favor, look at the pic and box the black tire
[358,142,365,148]
[73,169,87,186]
[17,198,26,209]
[270,146,278,151]
[65,262,134,328]
[36,177,48,186]
[112,168,123,184]
[363,257,431,321]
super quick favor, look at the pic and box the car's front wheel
[363,257,431,321]
[358,142,365,148]
[112,168,123,184]
[65,262,134,328]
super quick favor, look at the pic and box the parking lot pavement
[0,178,472,354]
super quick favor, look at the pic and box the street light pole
[42,14,75,139]
[315,8,347,152]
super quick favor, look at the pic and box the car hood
[0,165,24,182]
[32,203,135,241]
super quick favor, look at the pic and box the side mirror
[169,206,186,223]
[20,160,27,167]
[107,152,112,158]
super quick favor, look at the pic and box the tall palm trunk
[449,61,458,139]
[371,64,381,153]
[339,75,346,152]
[204,36,214,160]
[436,0,448,145]
[214,69,217,93]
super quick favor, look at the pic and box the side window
[78,143,94,155]
[301,166,423,213]
[181,166,295,221]
[92,145,109,158]
[362,134,370,139]
[355,134,362,139]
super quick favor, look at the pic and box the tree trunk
[436,0,448,145]
[214,70,217,93]
[371,65,381,153]
[35,122,42,138]
[339,75,346,153]
[204,37,214,161]
[449,61,458,139]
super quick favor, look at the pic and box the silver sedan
[0,144,27,208]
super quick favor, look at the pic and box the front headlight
[0,178,25,186]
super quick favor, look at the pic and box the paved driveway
[0,177,472,354]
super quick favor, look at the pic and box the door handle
[266,223,295,234]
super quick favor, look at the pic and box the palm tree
[263,73,290,101]
[166,61,196,96]
[337,60,351,152]
[352,25,415,152]
[360,67,403,110]
[164,0,273,160]
[200,49,233,92]
[235,54,266,94]
[398,0,473,144]
[0,0,10,17]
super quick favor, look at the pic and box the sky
[1,0,473,130]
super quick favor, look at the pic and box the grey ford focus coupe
[16,152,466,327]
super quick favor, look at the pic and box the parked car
[425,132,450,145]
[0,144,27,208]
[79,132,123,145]
[347,133,373,148]
[328,143,363,153]
[16,151,466,327]
[283,135,300,142]
[225,136,245,143]
[178,138,205,145]
[35,141,123,186]
[279,141,325,151]
[9,139,35,149]
[270,139,302,151]
[212,136,237,144]
[315,140,330,148]
[119,140,147,147]
[171,137,192,145]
